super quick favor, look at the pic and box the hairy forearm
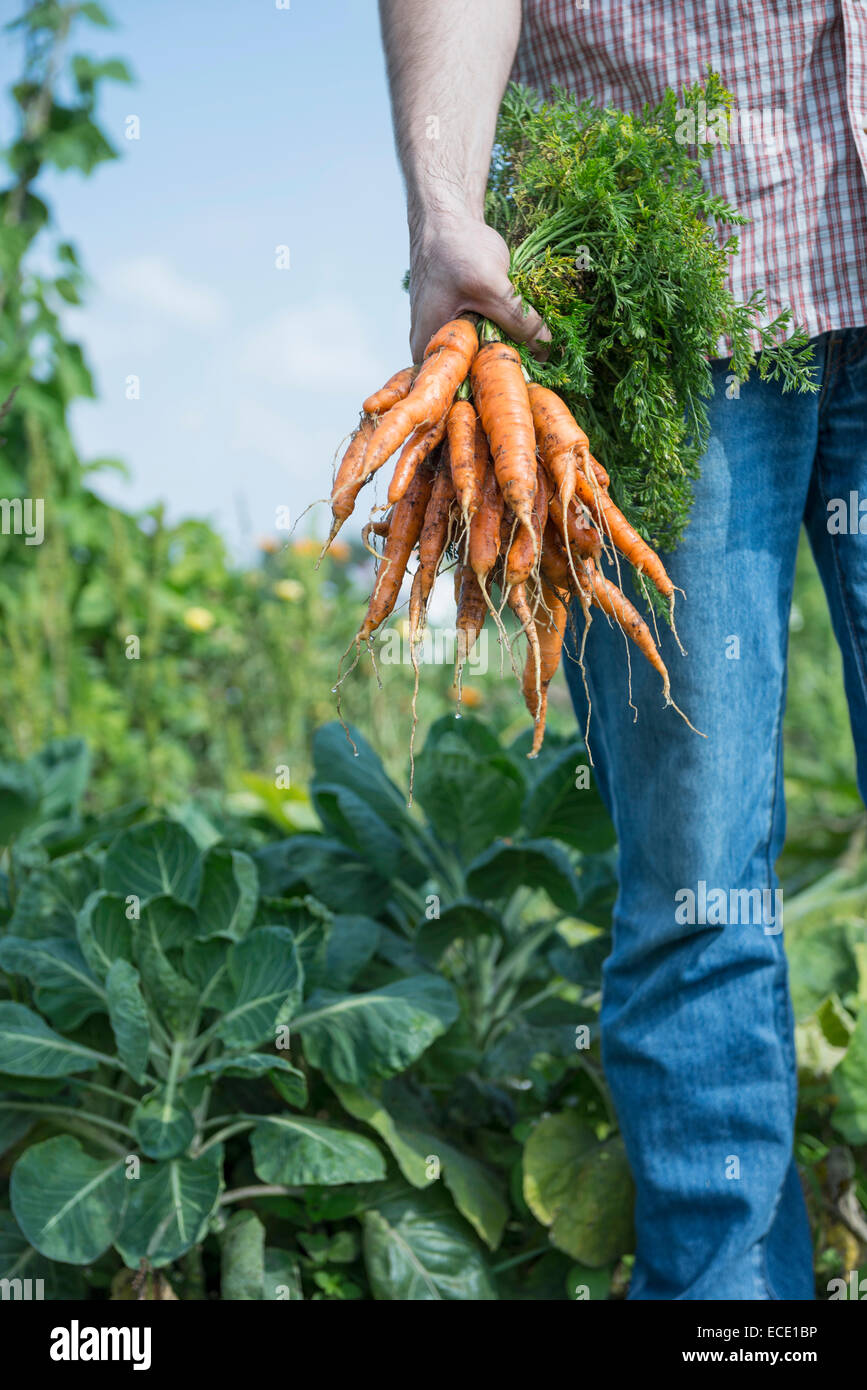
[377,0,543,358]
[378,0,521,232]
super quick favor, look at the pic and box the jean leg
[563,352,822,1299]
[803,327,867,800]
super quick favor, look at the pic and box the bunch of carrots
[320,314,688,758]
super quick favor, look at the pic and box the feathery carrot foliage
[485,75,817,550]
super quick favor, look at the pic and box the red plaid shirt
[512,0,867,347]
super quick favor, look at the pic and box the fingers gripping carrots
[318,313,695,757]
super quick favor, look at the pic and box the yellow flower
[273,579,304,602]
[183,606,215,633]
[293,537,320,558]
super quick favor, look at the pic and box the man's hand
[409,210,549,362]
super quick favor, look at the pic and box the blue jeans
[564,328,867,1300]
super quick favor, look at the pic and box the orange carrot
[361,517,391,558]
[529,385,673,598]
[540,521,577,593]
[580,559,670,698]
[469,458,505,589]
[499,509,517,553]
[527,383,587,515]
[388,410,448,505]
[528,383,610,494]
[547,492,602,559]
[470,342,538,547]
[363,317,478,479]
[572,472,673,599]
[409,462,455,644]
[523,578,568,756]
[361,514,391,556]
[446,401,485,527]
[328,416,376,541]
[587,451,610,489]
[455,564,487,682]
[363,365,418,416]
[357,464,434,643]
[505,463,548,589]
[507,582,541,710]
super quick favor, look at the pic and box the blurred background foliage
[4,0,856,845]
[0,0,865,1296]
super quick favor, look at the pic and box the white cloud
[236,298,390,393]
[102,256,227,328]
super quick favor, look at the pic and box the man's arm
[378,0,547,361]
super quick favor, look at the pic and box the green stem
[501,886,532,932]
[191,1073,214,1136]
[489,920,560,999]
[186,963,228,1043]
[82,1045,135,1073]
[148,1013,175,1058]
[167,1037,185,1085]
[5,846,17,909]
[187,1021,225,1066]
[391,877,426,922]
[413,827,465,898]
[196,1120,255,1156]
[491,1245,550,1275]
[220,1184,299,1204]
[511,980,563,1015]
[576,1054,617,1128]
[0,1101,134,1141]
[66,1079,138,1108]
[60,1118,127,1158]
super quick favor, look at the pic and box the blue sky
[1,0,411,552]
